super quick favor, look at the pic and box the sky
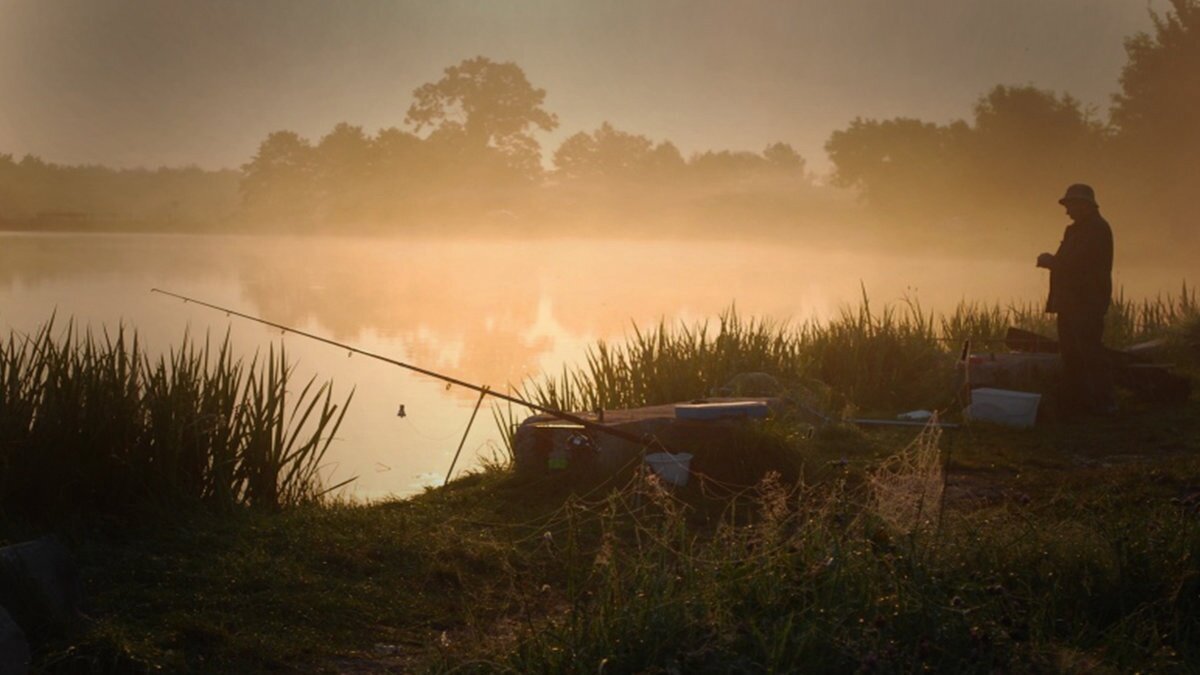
[0,0,1160,172]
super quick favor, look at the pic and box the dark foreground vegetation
[1,292,1197,672]
[0,321,352,521]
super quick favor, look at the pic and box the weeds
[459,452,1200,673]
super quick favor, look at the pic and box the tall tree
[825,117,967,216]
[240,131,316,223]
[964,85,1106,212]
[1110,0,1199,235]
[405,57,558,180]
[369,127,425,217]
[314,123,373,220]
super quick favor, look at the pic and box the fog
[0,1,1153,170]
[2,1,1197,260]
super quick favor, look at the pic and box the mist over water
[0,230,1189,498]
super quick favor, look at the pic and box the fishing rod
[150,288,672,453]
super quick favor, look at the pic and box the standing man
[1036,183,1116,417]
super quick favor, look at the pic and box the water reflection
[0,232,1188,497]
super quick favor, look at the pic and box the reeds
[518,288,1197,416]
[522,312,809,414]
[0,318,352,520]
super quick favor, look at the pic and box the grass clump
[0,318,352,521]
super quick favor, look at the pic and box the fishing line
[151,288,675,454]
[398,411,460,443]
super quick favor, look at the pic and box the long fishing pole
[150,288,671,453]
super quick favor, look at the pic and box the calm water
[0,232,1185,498]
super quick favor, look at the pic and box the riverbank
[4,299,1196,672]
[18,393,1198,673]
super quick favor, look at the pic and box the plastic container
[644,452,694,486]
[966,388,1041,428]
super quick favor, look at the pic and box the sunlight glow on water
[0,232,1186,498]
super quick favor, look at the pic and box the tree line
[0,0,1194,253]
[236,56,814,232]
[0,155,238,231]
[826,0,1199,251]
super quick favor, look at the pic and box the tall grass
[518,288,1197,416]
[1107,282,1198,347]
[523,312,809,414]
[0,318,352,521]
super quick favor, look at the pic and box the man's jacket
[1046,211,1113,315]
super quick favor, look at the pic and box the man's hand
[1036,252,1055,269]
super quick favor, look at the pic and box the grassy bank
[39,403,1200,673]
[1,295,1197,672]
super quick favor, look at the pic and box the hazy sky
[0,0,1158,171]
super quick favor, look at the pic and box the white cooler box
[966,388,1041,428]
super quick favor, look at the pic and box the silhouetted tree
[762,142,806,174]
[826,83,1107,233]
[405,56,558,180]
[825,117,967,216]
[553,123,659,181]
[688,149,766,180]
[369,127,425,219]
[1110,0,1200,236]
[645,141,686,177]
[314,123,373,221]
[241,131,317,223]
[964,85,1106,212]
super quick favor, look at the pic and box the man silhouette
[1036,184,1116,417]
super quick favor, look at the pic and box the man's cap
[1058,183,1098,207]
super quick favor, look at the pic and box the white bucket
[644,452,694,486]
[966,388,1041,428]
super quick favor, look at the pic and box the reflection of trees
[229,238,858,392]
[2,233,1188,400]
[234,240,554,390]
[0,235,242,288]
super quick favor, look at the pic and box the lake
[0,232,1187,498]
